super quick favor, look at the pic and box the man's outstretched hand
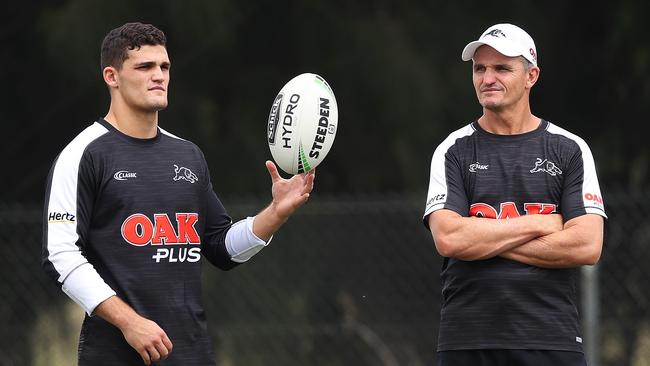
[252,161,316,241]
[266,160,315,217]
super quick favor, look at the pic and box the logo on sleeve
[48,212,76,223]
[426,194,446,210]
[173,165,198,183]
[530,158,562,176]
[584,193,604,210]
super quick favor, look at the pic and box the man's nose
[483,68,497,84]
[152,66,165,81]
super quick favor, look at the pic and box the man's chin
[147,101,168,112]
[481,101,503,111]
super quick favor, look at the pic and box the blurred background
[1,0,649,365]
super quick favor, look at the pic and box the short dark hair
[100,22,166,70]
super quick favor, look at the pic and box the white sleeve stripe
[423,203,446,218]
[586,207,607,216]
[62,263,116,315]
[547,123,607,217]
[46,122,108,282]
[424,124,476,218]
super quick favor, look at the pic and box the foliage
[1,0,648,200]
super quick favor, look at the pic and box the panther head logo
[173,165,198,183]
[530,158,562,176]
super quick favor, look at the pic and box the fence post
[582,264,599,366]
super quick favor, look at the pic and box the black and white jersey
[423,120,606,352]
[43,119,239,365]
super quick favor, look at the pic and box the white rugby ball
[267,73,338,174]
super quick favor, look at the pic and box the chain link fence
[1,191,648,365]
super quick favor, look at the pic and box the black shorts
[437,349,587,366]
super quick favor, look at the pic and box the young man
[423,23,607,366]
[42,22,315,365]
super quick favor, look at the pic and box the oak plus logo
[530,158,562,176]
[584,192,605,210]
[121,213,201,263]
[470,202,557,219]
[173,165,198,183]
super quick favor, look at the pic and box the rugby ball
[267,73,338,174]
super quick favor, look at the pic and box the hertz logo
[48,212,76,223]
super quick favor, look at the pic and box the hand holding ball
[267,73,338,174]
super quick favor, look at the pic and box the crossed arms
[427,209,604,268]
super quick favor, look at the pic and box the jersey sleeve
[42,124,116,315]
[197,152,242,270]
[199,150,270,267]
[201,186,241,270]
[560,137,607,221]
[423,127,473,228]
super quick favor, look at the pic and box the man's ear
[526,66,540,89]
[103,66,119,88]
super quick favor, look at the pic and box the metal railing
[1,191,648,365]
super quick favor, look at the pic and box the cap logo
[484,29,506,38]
[529,48,537,63]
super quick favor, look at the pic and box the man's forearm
[93,295,138,329]
[429,210,563,260]
[499,214,604,268]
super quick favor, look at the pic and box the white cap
[461,23,538,66]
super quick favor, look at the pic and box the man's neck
[104,106,159,139]
[478,103,539,135]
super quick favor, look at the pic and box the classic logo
[121,213,201,263]
[48,212,76,223]
[530,158,562,176]
[114,170,137,181]
[484,29,506,38]
[173,165,198,183]
[469,162,489,173]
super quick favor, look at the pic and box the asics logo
[469,162,489,172]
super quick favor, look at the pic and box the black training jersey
[43,119,238,365]
[423,120,606,352]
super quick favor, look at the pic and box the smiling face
[472,45,538,112]
[104,45,171,113]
